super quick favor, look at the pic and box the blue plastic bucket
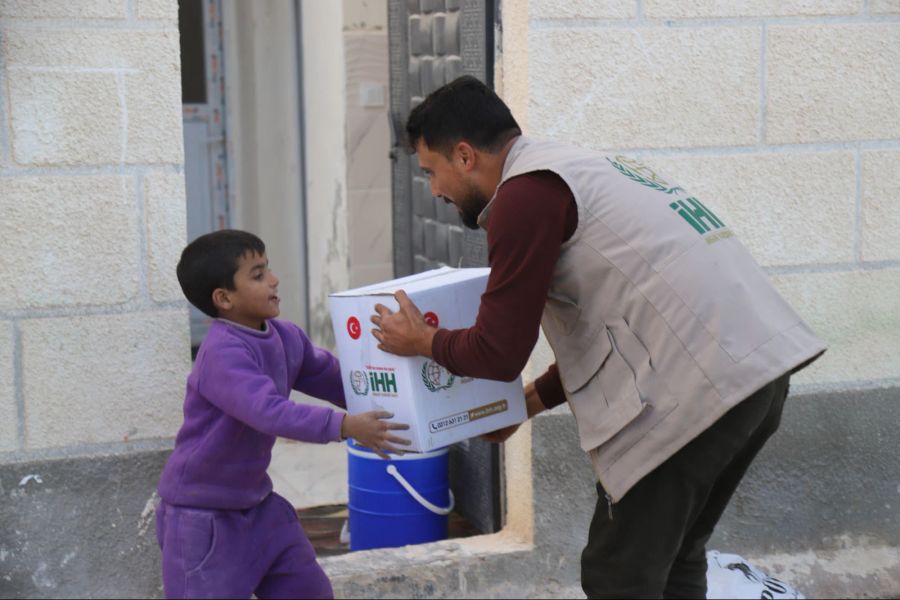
[347,439,453,551]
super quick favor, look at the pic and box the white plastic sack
[706,551,804,599]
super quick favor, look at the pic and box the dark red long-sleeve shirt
[431,170,577,410]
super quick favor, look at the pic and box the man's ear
[455,141,476,171]
[212,288,232,313]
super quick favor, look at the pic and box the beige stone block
[0,176,139,310]
[871,0,900,14]
[8,70,123,166]
[644,0,860,18]
[0,0,126,19]
[145,172,187,302]
[861,149,900,262]
[650,151,855,267]
[0,322,17,453]
[124,68,184,164]
[348,188,392,271]
[343,0,388,29]
[767,25,900,144]
[3,28,183,164]
[771,268,900,385]
[530,27,759,149]
[136,0,177,21]
[531,0,635,19]
[22,311,190,449]
[3,28,180,70]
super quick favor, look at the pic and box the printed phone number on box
[428,400,508,433]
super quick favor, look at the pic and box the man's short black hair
[176,229,266,318]
[405,75,521,156]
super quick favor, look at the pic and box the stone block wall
[495,3,900,594]
[0,3,188,594]
[0,0,190,459]
[513,0,900,391]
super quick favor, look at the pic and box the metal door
[387,0,503,534]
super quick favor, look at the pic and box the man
[370,75,825,599]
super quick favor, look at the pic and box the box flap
[330,267,489,297]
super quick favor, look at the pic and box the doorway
[178,0,229,348]
[387,0,502,535]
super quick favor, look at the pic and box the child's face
[215,251,280,329]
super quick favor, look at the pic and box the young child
[156,229,409,599]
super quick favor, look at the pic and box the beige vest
[478,137,826,502]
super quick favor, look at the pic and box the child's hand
[342,411,411,459]
[480,422,521,444]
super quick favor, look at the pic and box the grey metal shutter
[387,0,503,534]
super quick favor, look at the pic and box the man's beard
[456,184,489,230]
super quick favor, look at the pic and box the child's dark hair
[405,75,521,157]
[176,229,266,318]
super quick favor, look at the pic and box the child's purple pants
[156,491,333,599]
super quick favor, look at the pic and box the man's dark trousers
[581,373,791,599]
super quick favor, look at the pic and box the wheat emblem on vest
[608,156,685,195]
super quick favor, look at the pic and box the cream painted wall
[344,0,393,288]
[301,0,351,348]
[224,0,390,346]
[222,0,308,329]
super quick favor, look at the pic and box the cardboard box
[329,267,527,452]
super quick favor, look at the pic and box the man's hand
[341,410,411,460]
[371,290,436,357]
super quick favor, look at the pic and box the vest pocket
[562,326,646,452]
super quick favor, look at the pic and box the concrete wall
[0,0,189,596]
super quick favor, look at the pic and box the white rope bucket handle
[385,464,455,516]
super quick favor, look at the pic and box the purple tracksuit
[156,318,346,599]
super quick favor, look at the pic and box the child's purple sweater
[158,318,347,510]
